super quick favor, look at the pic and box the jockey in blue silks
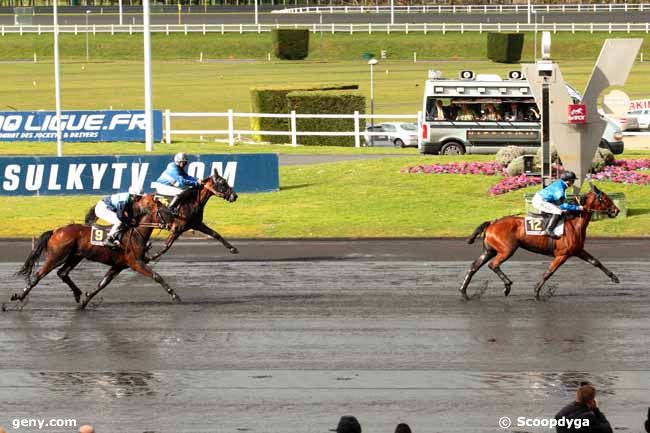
[531,171,584,238]
[151,152,202,215]
[94,185,145,247]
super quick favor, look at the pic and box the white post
[143,0,154,152]
[290,110,297,146]
[413,51,416,63]
[254,0,259,25]
[119,0,123,25]
[53,0,63,156]
[165,109,171,144]
[85,10,91,63]
[228,109,235,146]
[353,110,360,148]
[527,0,531,24]
[390,0,394,25]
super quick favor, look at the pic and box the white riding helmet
[174,152,188,165]
[128,185,144,196]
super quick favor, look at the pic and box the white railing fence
[164,109,419,147]
[3,22,650,35]
[276,3,650,14]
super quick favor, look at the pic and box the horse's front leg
[577,249,619,284]
[194,222,238,254]
[534,255,569,300]
[150,229,183,261]
[79,266,124,310]
[130,260,182,303]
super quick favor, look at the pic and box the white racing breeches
[94,201,122,236]
[152,182,184,197]
[532,193,563,215]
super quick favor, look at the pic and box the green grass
[2,155,649,238]
[2,32,650,62]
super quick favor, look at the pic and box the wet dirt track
[0,239,649,433]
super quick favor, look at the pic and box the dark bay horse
[147,169,238,261]
[11,195,180,309]
[460,183,620,300]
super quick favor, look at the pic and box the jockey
[532,171,584,239]
[152,152,202,215]
[95,185,145,247]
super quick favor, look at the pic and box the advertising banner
[0,154,279,195]
[0,110,163,142]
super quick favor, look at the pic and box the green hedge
[287,90,366,147]
[250,83,359,143]
[487,32,525,63]
[272,29,310,60]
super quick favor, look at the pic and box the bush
[272,29,310,60]
[496,145,526,167]
[287,90,365,146]
[250,83,359,143]
[535,146,561,165]
[487,32,525,63]
[590,147,615,173]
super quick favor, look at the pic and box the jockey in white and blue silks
[94,185,145,247]
[151,152,202,215]
[531,171,584,238]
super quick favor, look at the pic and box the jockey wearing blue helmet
[95,185,145,247]
[152,152,203,215]
[531,171,584,238]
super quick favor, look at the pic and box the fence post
[111,24,114,35]
[75,24,78,35]
[165,109,171,144]
[93,24,96,35]
[590,23,593,34]
[479,22,482,33]
[443,22,446,34]
[354,111,360,148]
[369,23,372,34]
[290,110,297,146]
[203,23,206,35]
[228,109,235,146]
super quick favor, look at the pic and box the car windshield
[400,123,417,131]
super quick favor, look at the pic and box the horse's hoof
[459,290,469,301]
[10,293,20,302]
[230,247,239,254]
[74,292,82,303]
[1,303,6,312]
[504,286,511,297]
[611,274,620,284]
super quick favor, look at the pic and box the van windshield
[425,97,539,123]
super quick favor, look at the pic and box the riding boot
[105,223,125,248]
[168,195,182,216]
[543,214,561,239]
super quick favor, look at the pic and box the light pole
[533,10,537,62]
[53,0,62,156]
[368,58,378,147]
[85,10,91,63]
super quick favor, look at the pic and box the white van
[419,70,623,155]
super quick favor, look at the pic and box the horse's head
[581,182,619,218]
[203,169,238,203]
[132,194,158,222]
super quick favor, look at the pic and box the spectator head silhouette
[645,407,650,433]
[79,425,95,433]
[336,416,361,433]
[394,423,412,433]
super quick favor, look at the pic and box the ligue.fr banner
[0,154,279,195]
[0,110,163,142]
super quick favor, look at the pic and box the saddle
[154,194,172,207]
[524,212,565,237]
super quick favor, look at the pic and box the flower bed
[402,158,650,195]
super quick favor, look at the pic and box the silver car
[627,108,650,130]
[364,122,418,147]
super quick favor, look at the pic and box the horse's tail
[17,230,53,280]
[84,205,98,224]
[467,221,491,244]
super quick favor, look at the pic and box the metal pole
[541,79,551,186]
[119,0,123,25]
[143,0,154,152]
[527,0,531,25]
[534,12,537,62]
[390,0,394,25]
[85,10,90,62]
[254,0,258,25]
[370,62,374,147]
[53,0,62,156]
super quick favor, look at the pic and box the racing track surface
[0,239,649,433]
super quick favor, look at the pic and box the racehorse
[143,169,238,261]
[460,183,620,300]
[10,195,180,310]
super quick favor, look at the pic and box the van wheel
[394,139,405,148]
[441,141,465,155]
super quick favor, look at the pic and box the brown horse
[10,195,179,310]
[460,183,620,300]
[147,169,238,261]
